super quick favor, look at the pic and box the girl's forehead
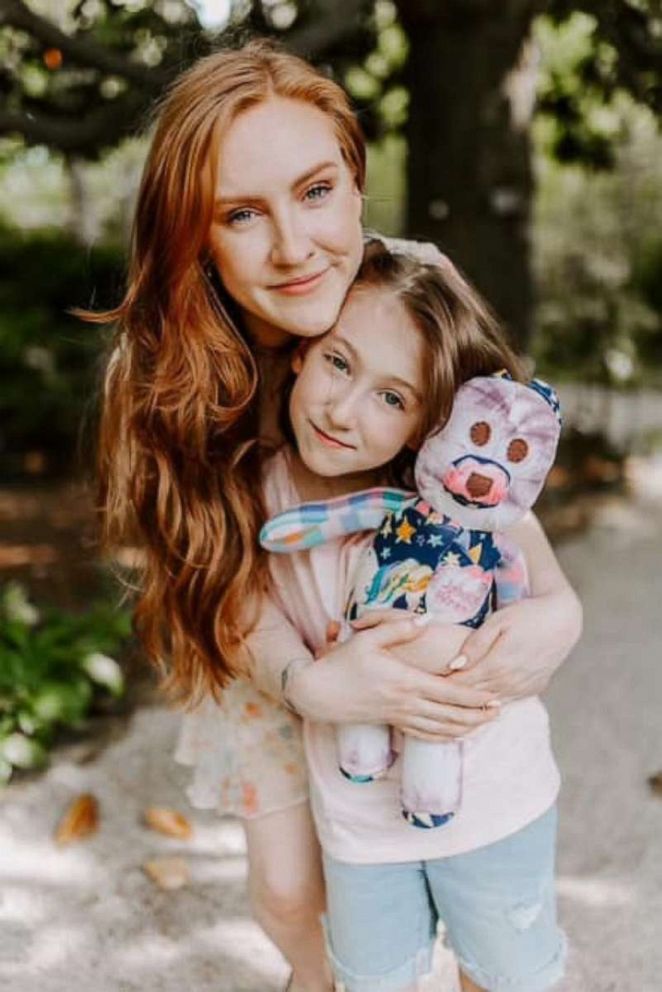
[332,286,423,383]
[215,96,346,195]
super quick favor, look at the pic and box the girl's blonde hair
[82,40,366,706]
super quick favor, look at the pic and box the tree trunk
[65,156,99,246]
[397,1,543,348]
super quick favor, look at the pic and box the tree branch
[284,0,366,59]
[0,0,167,90]
[0,99,148,154]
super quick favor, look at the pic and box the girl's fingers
[351,609,415,630]
[365,615,431,650]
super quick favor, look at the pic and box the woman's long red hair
[82,40,366,707]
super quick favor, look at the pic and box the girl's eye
[507,438,529,463]
[305,182,333,203]
[381,391,405,410]
[227,207,259,226]
[470,421,491,446]
[324,352,350,374]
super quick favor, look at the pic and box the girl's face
[208,97,364,347]
[289,285,425,479]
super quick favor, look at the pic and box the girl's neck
[287,448,383,502]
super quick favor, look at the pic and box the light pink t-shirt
[264,448,560,864]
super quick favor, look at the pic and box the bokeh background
[0,4,661,990]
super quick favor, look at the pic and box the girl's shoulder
[262,445,299,517]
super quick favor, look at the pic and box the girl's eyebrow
[215,161,339,206]
[333,332,422,402]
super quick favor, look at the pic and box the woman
[91,40,581,992]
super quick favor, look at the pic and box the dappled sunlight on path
[547,453,662,992]
[0,708,289,992]
[2,456,662,990]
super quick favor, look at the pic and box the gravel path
[2,461,661,992]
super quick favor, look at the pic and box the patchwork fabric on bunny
[260,374,561,829]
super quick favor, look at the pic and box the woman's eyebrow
[215,161,339,206]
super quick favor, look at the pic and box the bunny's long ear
[260,488,412,553]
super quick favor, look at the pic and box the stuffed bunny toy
[260,373,562,828]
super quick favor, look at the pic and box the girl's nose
[326,386,359,429]
[270,211,313,267]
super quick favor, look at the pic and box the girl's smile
[308,420,357,450]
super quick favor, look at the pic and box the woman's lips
[310,421,355,450]
[271,269,328,296]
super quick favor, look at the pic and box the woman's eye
[470,421,491,446]
[324,352,349,374]
[381,391,405,410]
[227,207,259,226]
[305,182,332,203]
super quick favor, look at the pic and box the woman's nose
[270,211,313,267]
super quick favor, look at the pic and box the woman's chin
[279,305,338,338]
[273,287,347,338]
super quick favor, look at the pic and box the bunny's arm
[260,488,412,552]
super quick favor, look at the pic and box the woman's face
[208,97,364,347]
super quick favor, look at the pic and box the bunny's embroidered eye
[470,421,491,446]
[507,438,529,463]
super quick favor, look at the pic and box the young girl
[259,241,566,992]
[90,40,581,992]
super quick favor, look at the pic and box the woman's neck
[245,311,294,350]
[287,448,383,502]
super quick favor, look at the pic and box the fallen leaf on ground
[143,806,192,840]
[143,857,190,890]
[55,793,99,845]
[647,771,662,797]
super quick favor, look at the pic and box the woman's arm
[448,512,583,700]
[247,597,501,741]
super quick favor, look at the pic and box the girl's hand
[448,587,583,700]
[290,616,501,742]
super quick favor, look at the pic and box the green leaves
[0,582,130,782]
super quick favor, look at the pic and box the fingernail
[448,654,467,671]
[486,700,501,709]
[413,614,432,627]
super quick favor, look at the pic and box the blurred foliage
[532,16,662,386]
[0,3,659,473]
[538,5,662,167]
[0,0,205,158]
[0,581,131,783]
[0,223,122,476]
[342,1,409,139]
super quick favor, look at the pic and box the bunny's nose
[466,472,493,499]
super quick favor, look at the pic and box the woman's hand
[290,616,501,742]
[449,513,582,699]
[448,586,583,701]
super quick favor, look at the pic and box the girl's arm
[447,511,582,700]
[247,596,501,741]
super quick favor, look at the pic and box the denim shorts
[322,806,566,992]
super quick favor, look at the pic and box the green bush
[0,582,131,783]
[0,224,124,478]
